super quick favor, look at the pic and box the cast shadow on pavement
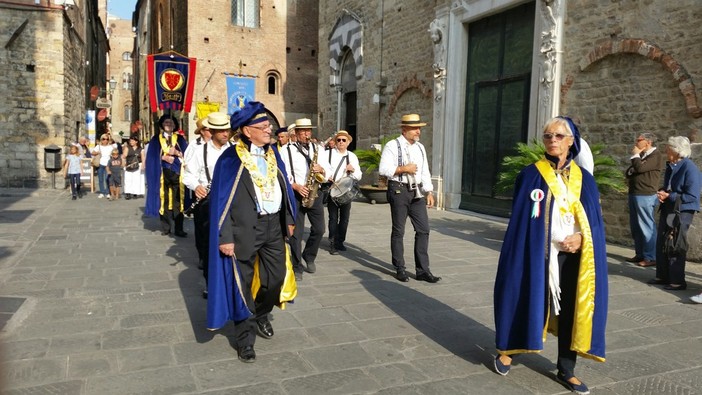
[350,269,558,379]
[429,217,506,254]
[163,219,226,344]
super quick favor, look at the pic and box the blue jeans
[97,165,108,195]
[628,194,658,261]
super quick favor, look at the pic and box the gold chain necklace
[235,143,277,187]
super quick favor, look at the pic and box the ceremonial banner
[147,51,197,112]
[196,101,221,120]
[85,110,96,145]
[226,76,255,115]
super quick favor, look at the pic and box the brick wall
[0,7,85,188]
[318,1,436,167]
[184,0,318,131]
[561,0,702,254]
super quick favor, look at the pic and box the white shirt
[281,142,332,185]
[250,145,283,214]
[326,148,362,182]
[378,135,433,193]
[92,143,116,167]
[182,141,230,191]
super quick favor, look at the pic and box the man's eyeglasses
[336,138,347,142]
[248,124,272,131]
[542,133,571,141]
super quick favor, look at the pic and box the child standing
[63,145,82,200]
[107,148,123,200]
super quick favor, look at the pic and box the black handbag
[663,197,688,256]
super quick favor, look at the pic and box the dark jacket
[626,147,665,195]
[661,157,701,213]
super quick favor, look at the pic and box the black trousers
[327,199,352,248]
[193,198,210,281]
[555,251,579,378]
[234,213,286,348]
[387,181,431,275]
[290,193,325,272]
[656,207,694,285]
[160,168,184,234]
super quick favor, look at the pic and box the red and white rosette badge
[530,189,545,218]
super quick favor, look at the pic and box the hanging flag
[226,76,255,115]
[196,101,221,120]
[147,51,197,113]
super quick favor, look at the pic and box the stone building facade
[318,0,702,257]
[0,0,107,188]
[132,0,319,140]
[106,16,135,139]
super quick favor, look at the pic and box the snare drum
[330,176,360,205]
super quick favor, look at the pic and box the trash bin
[44,144,62,171]
[44,144,62,189]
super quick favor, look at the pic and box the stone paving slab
[1,187,702,394]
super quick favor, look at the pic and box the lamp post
[108,76,117,96]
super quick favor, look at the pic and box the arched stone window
[266,71,280,95]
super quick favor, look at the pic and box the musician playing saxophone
[379,114,441,284]
[281,118,332,280]
[182,112,232,298]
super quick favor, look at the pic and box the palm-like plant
[354,134,401,190]
[495,139,626,195]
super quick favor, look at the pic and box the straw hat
[399,113,427,127]
[293,118,316,129]
[201,112,231,130]
[334,130,353,143]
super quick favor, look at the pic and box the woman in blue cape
[493,117,608,395]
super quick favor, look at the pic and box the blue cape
[206,143,296,330]
[144,133,189,217]
[494,162,608,361]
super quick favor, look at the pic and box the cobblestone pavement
[1,187,701,394]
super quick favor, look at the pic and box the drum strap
[331,153,349,182]
[396,139,425,184]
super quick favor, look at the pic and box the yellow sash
[535,159,599,360]
[157,133,185,214]
[251,243,298,309]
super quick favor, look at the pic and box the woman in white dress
[122,134,145,199]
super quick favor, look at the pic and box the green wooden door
[460,2,535,216]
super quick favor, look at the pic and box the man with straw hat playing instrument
[379,114,441,283]
[183,112,233,297]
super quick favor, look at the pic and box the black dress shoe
[664,283,687,291]
[625,255,643,263]
[237,345,256,363]
[304,261,316,273]
[256,319,274,339]
[647,278,667,285]
[416,272,442,283]
[336,244,347,251]
[396,270,409,282]
[174,231,188,238]
[329,246,339,255]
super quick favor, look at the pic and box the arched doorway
[340,50,358,151]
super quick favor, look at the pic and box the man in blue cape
[145,114,189,237]
[493,117,608,393]
[206,101,296,363]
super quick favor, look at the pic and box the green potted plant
[354,134,399,203]
[495,139,626,195]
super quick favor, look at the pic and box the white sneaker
[98,194,104,198]
[690,293,702,304]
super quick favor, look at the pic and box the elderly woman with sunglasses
[493,116,608,395]
[648,136,700,292]
[92,133,117,198]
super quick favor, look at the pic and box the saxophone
[301,147,326,208]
